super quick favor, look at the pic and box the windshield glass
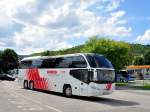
[96,69,115,83]
[86,54,114,68]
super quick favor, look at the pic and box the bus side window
[40,58,56,68]
[32,60,42,68]
[70,69,92,83]
[70,56,87,68]
[70,69,81,80]
[20,60,32,69]
[55,57,72,68]
[88,71,94,81]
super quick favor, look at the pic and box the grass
[116,81,150,90]
[131,84,150,90]
[115,82,128,86]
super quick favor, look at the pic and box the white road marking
[2,81,63,112]
[17,105,23,108]
[22,106,43,111]
[46,105,63,112]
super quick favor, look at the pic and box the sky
[0,0,150,55]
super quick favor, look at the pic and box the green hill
[31,44,84,56]
[31,43,150,57]
[130,44,150,56]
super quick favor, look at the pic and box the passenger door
[70,69,88,96]
[79,70,89,96]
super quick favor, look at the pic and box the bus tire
[29,81,34,90]
[63,85,72,97]
[23,80,28,89]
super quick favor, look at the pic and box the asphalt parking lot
[0,80,150,112]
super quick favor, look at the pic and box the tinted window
[86,55,113,68]
[86,55,96,67]
[70,56,87,68]
[20,60,32,69]
[32,60,42,68]
[70,69,94,83]
[40,57,72,68]
[40,58,56,68]
[45,56,87,68]
[55,57,72,68]
[70,69,82,80]
[22,55,87,69]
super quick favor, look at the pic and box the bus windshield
[95,70,115,83]
[86,54,114,68]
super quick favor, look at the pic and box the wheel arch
[63,84,71,93]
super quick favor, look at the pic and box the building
[126,65,150,80]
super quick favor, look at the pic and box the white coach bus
[18,53,115,97]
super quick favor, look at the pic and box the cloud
[0,41,6,46]
[0,0,131,54]
[105,0,123,11]
[136,29,150,44]
[113,27,132,36]
[81,10,131,37]
[13,25,72,54]
[0,37,15,51]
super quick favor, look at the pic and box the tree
[1,49,18,73]
[82,37,131,69]
[42,50,50,56]
[144,51,150,65]
[133,56,145,65]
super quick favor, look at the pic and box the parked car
[8,69,18,78]
[0,74,15,81]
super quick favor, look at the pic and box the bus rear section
[18,53,115,97]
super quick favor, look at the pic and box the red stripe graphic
[26,68,49,90]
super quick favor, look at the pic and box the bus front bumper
[88,83,115,96]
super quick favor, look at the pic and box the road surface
[0,80,150,112]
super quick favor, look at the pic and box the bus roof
[126,65,150,69]
[21,53,103,61]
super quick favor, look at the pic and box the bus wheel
[64,86,72,97]
[29,81,34,90]
[23,81,28,89]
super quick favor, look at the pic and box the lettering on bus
[60,71,65,74]
[47,70,57,75]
